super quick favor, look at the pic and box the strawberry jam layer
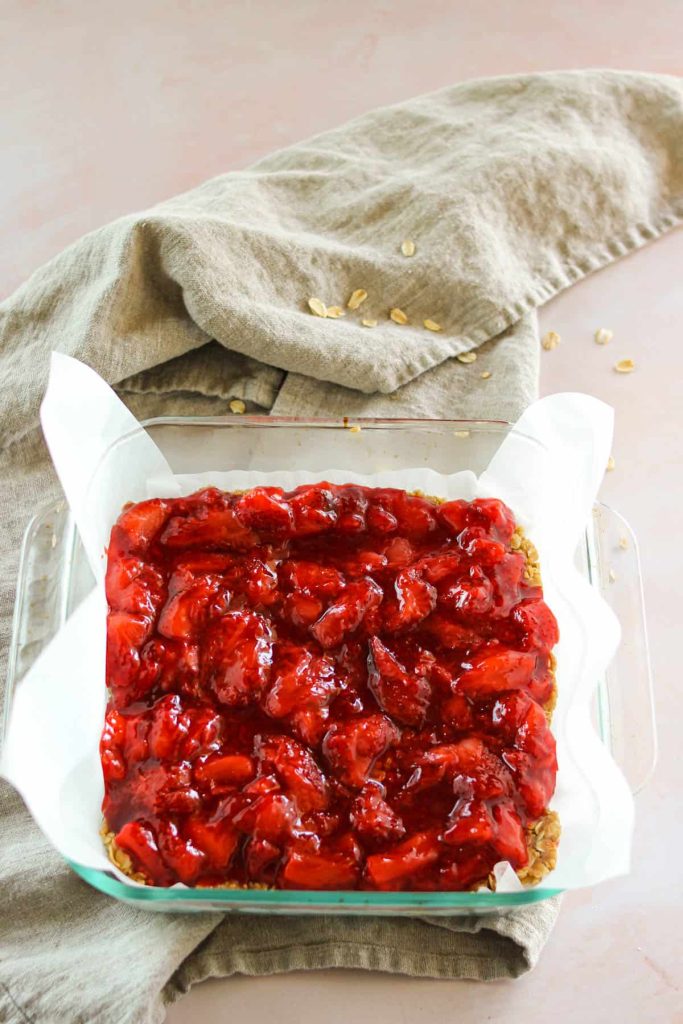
[101,484,558,890]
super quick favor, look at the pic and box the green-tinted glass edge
[69,860,562,909]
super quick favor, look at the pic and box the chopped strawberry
[161,504,257,550]
[442,797,495,846]
[367,637,431,727]
[281,845,360,889]
[310,578,383,649]
[385,568,436,631]
[511,599,560,653]
[147,694,190,761]
[437,500,469,535]
[264,647,338,720]
[366,502,398,534]
[468,498,516,544]
[350,782,406,845]
[202,611,273,707]
[105,557,166,617]
[233,792,297,843]
[185,814,239,871]
[256,735,330,812]
[194,754,255,786]
[289,484,339,536]
[418,552,462,583]
[114,821,173,885]
[243,558,279,607]
[384,536,415,568]
[244,837,281,879]
[106,611,153,697]
[157,568,230,641]
[394,493,438,538]
[502,749,557,819]
[236,487,294,533]
[109,499,171,559]
[155,820,206,884]
[424,612,485,651]
[490,552,526,614]
[439,567,494,617]
[334,486,369,534]
[100,707,126,782]
[365,831,440,888]
[282,591,324,627]
[322,714,400,788]
[138,637,200,700]
[490,802,528,866]
[456,648,538,699]
[405,737,487,792]
[281,561,345,597]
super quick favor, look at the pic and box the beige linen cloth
[1,70,681,1024]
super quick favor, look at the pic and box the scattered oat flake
[308,297,327,317]
[480,371,492,379]
[423,318,442,332]
[614,359,635,374]
[456,351,477,364]
[390,308,409,325]
[454,430,470,439]
[619,536,629,550]
[326,306,345,318]
[541,331,560,351]
[609,568,617,583]
[229,399,246,415]
[349,424,362,434]
[347,289,368,310]
[607,455,616,472]
[361,318,378,328]
[401,239,416,257]
[595,328,613,345]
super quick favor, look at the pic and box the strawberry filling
[102,484,558,890]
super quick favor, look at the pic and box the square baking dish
[3,417,656,914]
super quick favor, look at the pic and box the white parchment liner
[0,353,634,892]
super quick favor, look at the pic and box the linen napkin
[1,69,681,1024]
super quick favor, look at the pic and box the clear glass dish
[3,417,656,915]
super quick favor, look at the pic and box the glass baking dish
[3,417,656,915]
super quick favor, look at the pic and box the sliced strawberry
[456,648,538,699]
[322,714,400,788]
[185,814,239,871]
[236,487,294,533]
[310,578,383,649]
[367,637,431,727]
[256,734,330,812]
[157,568,230,641]
[114,821,173,885]
[281,846,360,889]
[202,611,273,707]
[350,782,406,845]
[365,831,440,888]
[490,802,528,866]
[490,552,526,614]
[511,598,559,653]
[138,637,200,700]
[385,568,436,631]
[109,499,171,559]
[161,505,257,550]
[106,611,153,698]
[105,557,166,617]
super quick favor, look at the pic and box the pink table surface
[3,3,682,1022]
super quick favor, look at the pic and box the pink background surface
[3,3,682,1022]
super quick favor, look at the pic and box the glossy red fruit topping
[103,484,558,890]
